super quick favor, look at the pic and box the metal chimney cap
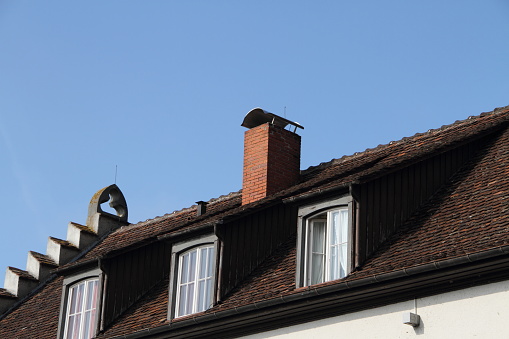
[241,108,304,131]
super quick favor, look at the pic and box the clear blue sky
[1,1,508,284]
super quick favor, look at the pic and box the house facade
[1,106,509,338]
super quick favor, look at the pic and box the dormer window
[168,234,218,319]
[175,245,215,317]
[296,195,353,287]
[58,268,103,339]
[63,278,99,339]
[305,208,349,285]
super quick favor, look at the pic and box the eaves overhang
[110,245,509,339]
[283,182,354,205]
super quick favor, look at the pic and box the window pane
[76,284,84,313]
[69,283,84,314]
[199,248,208,279]
[329,209,348,281]
[197,280,206,312]
[178,284,188,316]
[186,282,195,314]
[310,221,325,285]
[340,209,348,244]
[311,253,324,285]
[83,311,92,339]
[68,287,78,314]
[312,221,325,253]
[330,211,340,246]
[188,250,197,282]
[340,243,348,278]
[86,309,96,339]
[181,253,189,283]
[66,315,75,339]
[207,247,214,277]
[71,314,81,339]
[205,278,212,310]
[85,280,98,310]
[329,245,339,280]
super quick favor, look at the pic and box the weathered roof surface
[0,277,63,338]
[2,105,509,338]
[211,120,509,310]
[353,124,509,278]
[96,279,170,338]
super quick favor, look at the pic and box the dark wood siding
[218,204,297,298]
[356,137,488,266]
[101,241,170,329]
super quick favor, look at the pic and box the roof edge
[112,244,509,338]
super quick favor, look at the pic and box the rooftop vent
[196,201,208,216]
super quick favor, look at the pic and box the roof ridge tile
[301,105,509,176]
[118,191,241,231]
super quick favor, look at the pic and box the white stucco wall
[240,280,509,339]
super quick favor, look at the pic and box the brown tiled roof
[0,277,62,338]
[351,125,509,279]
[211,234,297,312]
[96,279,170,338]
[202,119,509,311]
[3,105,509,338]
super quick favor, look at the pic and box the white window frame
[296,195,353,287]
[168,234,218,319]
[57,268,102,339]
[175,244,215,317]
[304,208,350,286]
[62,278,99,339]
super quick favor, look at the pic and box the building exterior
[1,106,509,338]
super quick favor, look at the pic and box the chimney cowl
[241,108,304,132]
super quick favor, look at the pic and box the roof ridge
[117,190,242,231]
[301,105,509,176]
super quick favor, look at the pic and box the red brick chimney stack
[241,109,302,205]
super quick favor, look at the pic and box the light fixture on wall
[402,312,420,327]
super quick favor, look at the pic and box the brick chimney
[241,108,303,205]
